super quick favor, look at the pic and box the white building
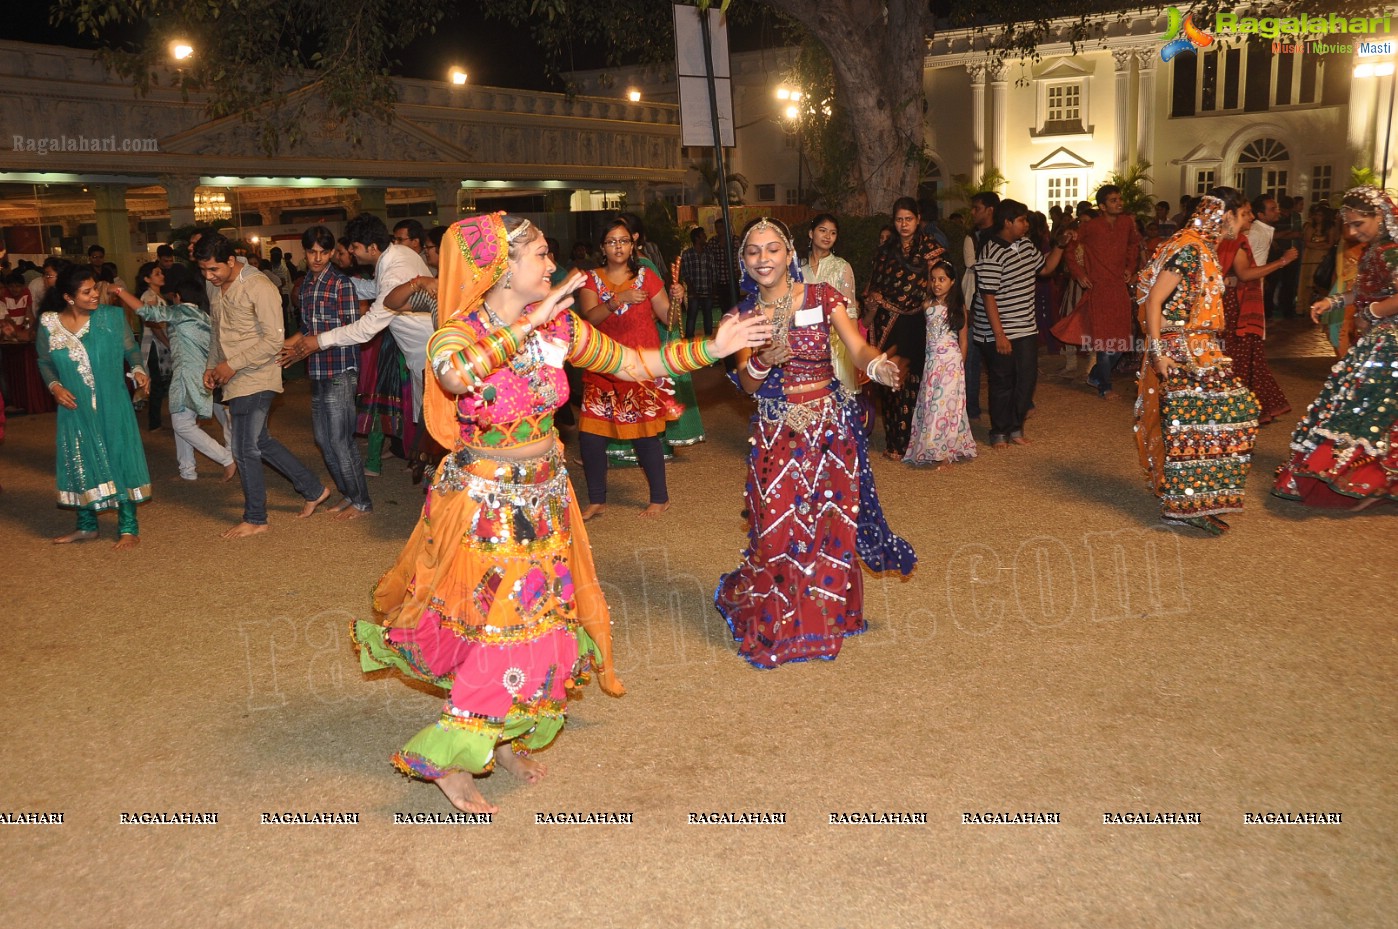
[569,9,1396,214]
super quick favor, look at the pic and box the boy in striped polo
[972,199,1066,446]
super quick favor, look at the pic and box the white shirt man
[1247,198,1279,269]
[295,240,432,417]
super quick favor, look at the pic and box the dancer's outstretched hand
[526,271,586,330]
[711,312,774,358]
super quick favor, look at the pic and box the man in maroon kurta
[1066,185,1140,398]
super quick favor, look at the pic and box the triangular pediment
[1173,143,1220,165]
[160,84,474,165]
[1030,147,1093,171]
[1034,58,1092,80]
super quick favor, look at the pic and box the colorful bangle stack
[660,337,718,376]
[451,325,523,383]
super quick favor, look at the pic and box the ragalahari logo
[1160,6,1215,61]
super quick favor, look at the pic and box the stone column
[1112,49,1134,170]
[354,187,387,218]
[988,63,1007,175]
[160,174,198,230]
[1134,50,1156,179]
[91,184,134,273]
[431,180,462,222]
[258,206,282,227]
[967,64,987,181]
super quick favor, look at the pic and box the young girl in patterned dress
[905,260,976,467]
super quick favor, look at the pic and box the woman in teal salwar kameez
[36,266,151,548]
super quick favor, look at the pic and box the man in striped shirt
[972,199,1065,447]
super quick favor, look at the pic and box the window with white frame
[1194,169,1216,195]
[1034,79,1084,134]
[1311,165,1333,204]
[1234,138,1291,199]
[1046,83,1081,123]
[1044,174,1081,213]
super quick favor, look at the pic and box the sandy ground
[0,319,1393,928]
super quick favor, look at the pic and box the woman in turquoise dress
[35,264,152,548]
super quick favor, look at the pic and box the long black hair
[804,212,839,261]
[41,263,94,314]
[927,259,965,333]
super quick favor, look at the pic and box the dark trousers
[145,344,168,429]
[977,335,1038,442]
[964,340,982,416]
[684,295,719,338]
[578,431,667,505]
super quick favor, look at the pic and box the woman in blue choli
[714,217,916,669]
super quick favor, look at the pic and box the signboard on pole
[673,5,734,148]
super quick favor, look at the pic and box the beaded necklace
[481,300,559,407]
[757,278,797,353]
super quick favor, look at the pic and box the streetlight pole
[1383,63,1395,188]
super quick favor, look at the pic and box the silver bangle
[745,359,771,380]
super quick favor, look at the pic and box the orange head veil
[423,212,515,449]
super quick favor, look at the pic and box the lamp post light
[776,86,804,205]
[627,88,642,103]
[448,67,468,87]
[1354,43,1397,188]
[169,41,194,62]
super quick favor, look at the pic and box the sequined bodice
[454,311,572,448]
[779,284,836,391]
[924,303,952,344]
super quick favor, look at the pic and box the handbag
[1312,244,1337,294]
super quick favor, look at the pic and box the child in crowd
[904,260,976,468]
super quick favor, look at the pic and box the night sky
[5,5,787,91]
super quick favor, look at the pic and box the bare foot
[1010,435,1032,446]
[335,506,372,521]
[580,503,606,521]
[298,488,332,518]
[328,498,354,513]
[638,502,670,518]
[931,460,950,471]
[53,530,99,544]
[113,534,139,551]
[494,744,548,784]
[221,462,238,483]
[222,521,269,540]
[433,771,498,814]
[1099,391,1118,401]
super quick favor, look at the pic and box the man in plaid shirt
[678,226,718,338]
[299,225,372,518]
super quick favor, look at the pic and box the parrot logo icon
[1160,6,1214,61]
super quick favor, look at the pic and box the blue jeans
[228,390,325,525]
[311,372,371,512]
[1088,351,1123,396]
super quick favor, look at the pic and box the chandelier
[194,190,232,224]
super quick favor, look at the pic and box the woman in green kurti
[35,265,152,548]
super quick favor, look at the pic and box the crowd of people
[3,181,1394,811]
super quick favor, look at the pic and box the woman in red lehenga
[715,218,916,669]
[1273,186,1398,509]
[1218,202,1298,424]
